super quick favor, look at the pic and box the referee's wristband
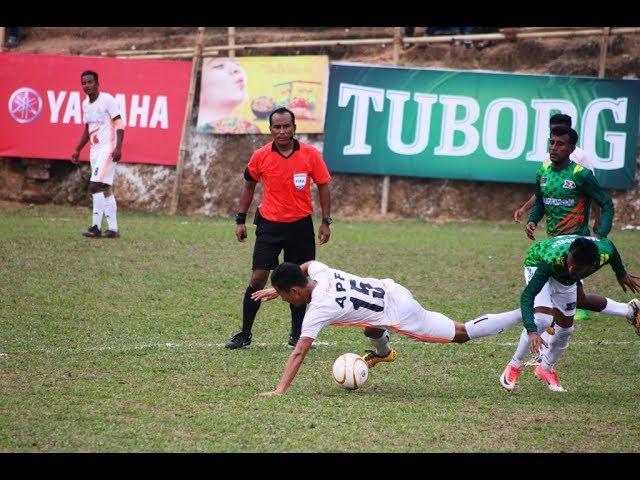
[235,212,247,224]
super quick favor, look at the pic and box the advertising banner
[324,62,640,189]
[0,52,192,166]
[196,56,328,134]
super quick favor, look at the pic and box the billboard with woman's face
[196,56,328,134]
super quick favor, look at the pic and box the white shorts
[388,284,456,343]
[523,267,577,318]
[89,146,117,185]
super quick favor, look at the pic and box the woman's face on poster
[201,58,248,110]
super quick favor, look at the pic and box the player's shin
[510,312,552,367]
[541,324,575,371]
[368,330,391,357]
[92,192,105,228]
[602,298,631,317]
[104,194,118,231]
[464,309,521,339]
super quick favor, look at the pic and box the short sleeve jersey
[534,160,606,236]
[246,140,331,223]
[300,261,398,340]
[82,92,120,150]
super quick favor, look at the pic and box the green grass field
[1,204,639,452]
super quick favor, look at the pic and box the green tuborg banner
[323,62,640,189]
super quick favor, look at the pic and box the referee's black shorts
[252,210,316,271]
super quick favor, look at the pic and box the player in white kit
[254,261,542,396]
[71,70,125,238]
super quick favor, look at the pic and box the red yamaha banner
[0,52,192,166]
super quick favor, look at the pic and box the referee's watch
[322,216,333,225]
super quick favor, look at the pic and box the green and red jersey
[528,160,613,237]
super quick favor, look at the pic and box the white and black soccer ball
[332,353,369,390]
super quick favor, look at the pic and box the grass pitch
[1,204,639,452]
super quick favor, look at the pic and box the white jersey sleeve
[570,147,595,173]
[104,93,121,120]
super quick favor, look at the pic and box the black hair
[550,125,578,146]
[550,113,572,127]
[81,70,99,83]
[269,107,296,127]
[271,262,308,292]
[569,238,599,267]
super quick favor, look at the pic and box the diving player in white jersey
[254,261,542,396]
[71,70,125,239]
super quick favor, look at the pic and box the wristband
[235,212,247,225]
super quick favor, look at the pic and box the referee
[225,107,333,349]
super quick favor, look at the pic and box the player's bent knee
[452,323,471,343]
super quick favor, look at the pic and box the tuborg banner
[0,52,192,166]
[323,62,640,189]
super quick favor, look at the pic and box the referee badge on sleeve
[293,173,307,190]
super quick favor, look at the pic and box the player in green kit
[500,235,640,392]
[523,125,637,327]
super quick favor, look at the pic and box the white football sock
[509,312,552,367]
[601,298,630,317]
[369,330,391,357]
[92,192,105,229]
[541,324,574,371]
[104,194,118,231]
[464,309,521,339]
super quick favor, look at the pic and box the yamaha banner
[0,52,192,166]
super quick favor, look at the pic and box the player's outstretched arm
[251,288,279,302]
[259,336,314,396]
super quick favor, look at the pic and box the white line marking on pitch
[85,341,336,352]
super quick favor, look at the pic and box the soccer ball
[332,353,369,390]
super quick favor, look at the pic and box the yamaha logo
[8,87,43,124]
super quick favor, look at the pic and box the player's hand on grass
[71,149,80,164]
[525,222,537,240]
[528,332,547,355]
[112,148,122,162]
[618,273,640,294]
[236,224,247,242]
[259,390,283,397]
[513,207,527,223]
[251,287,279,302]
